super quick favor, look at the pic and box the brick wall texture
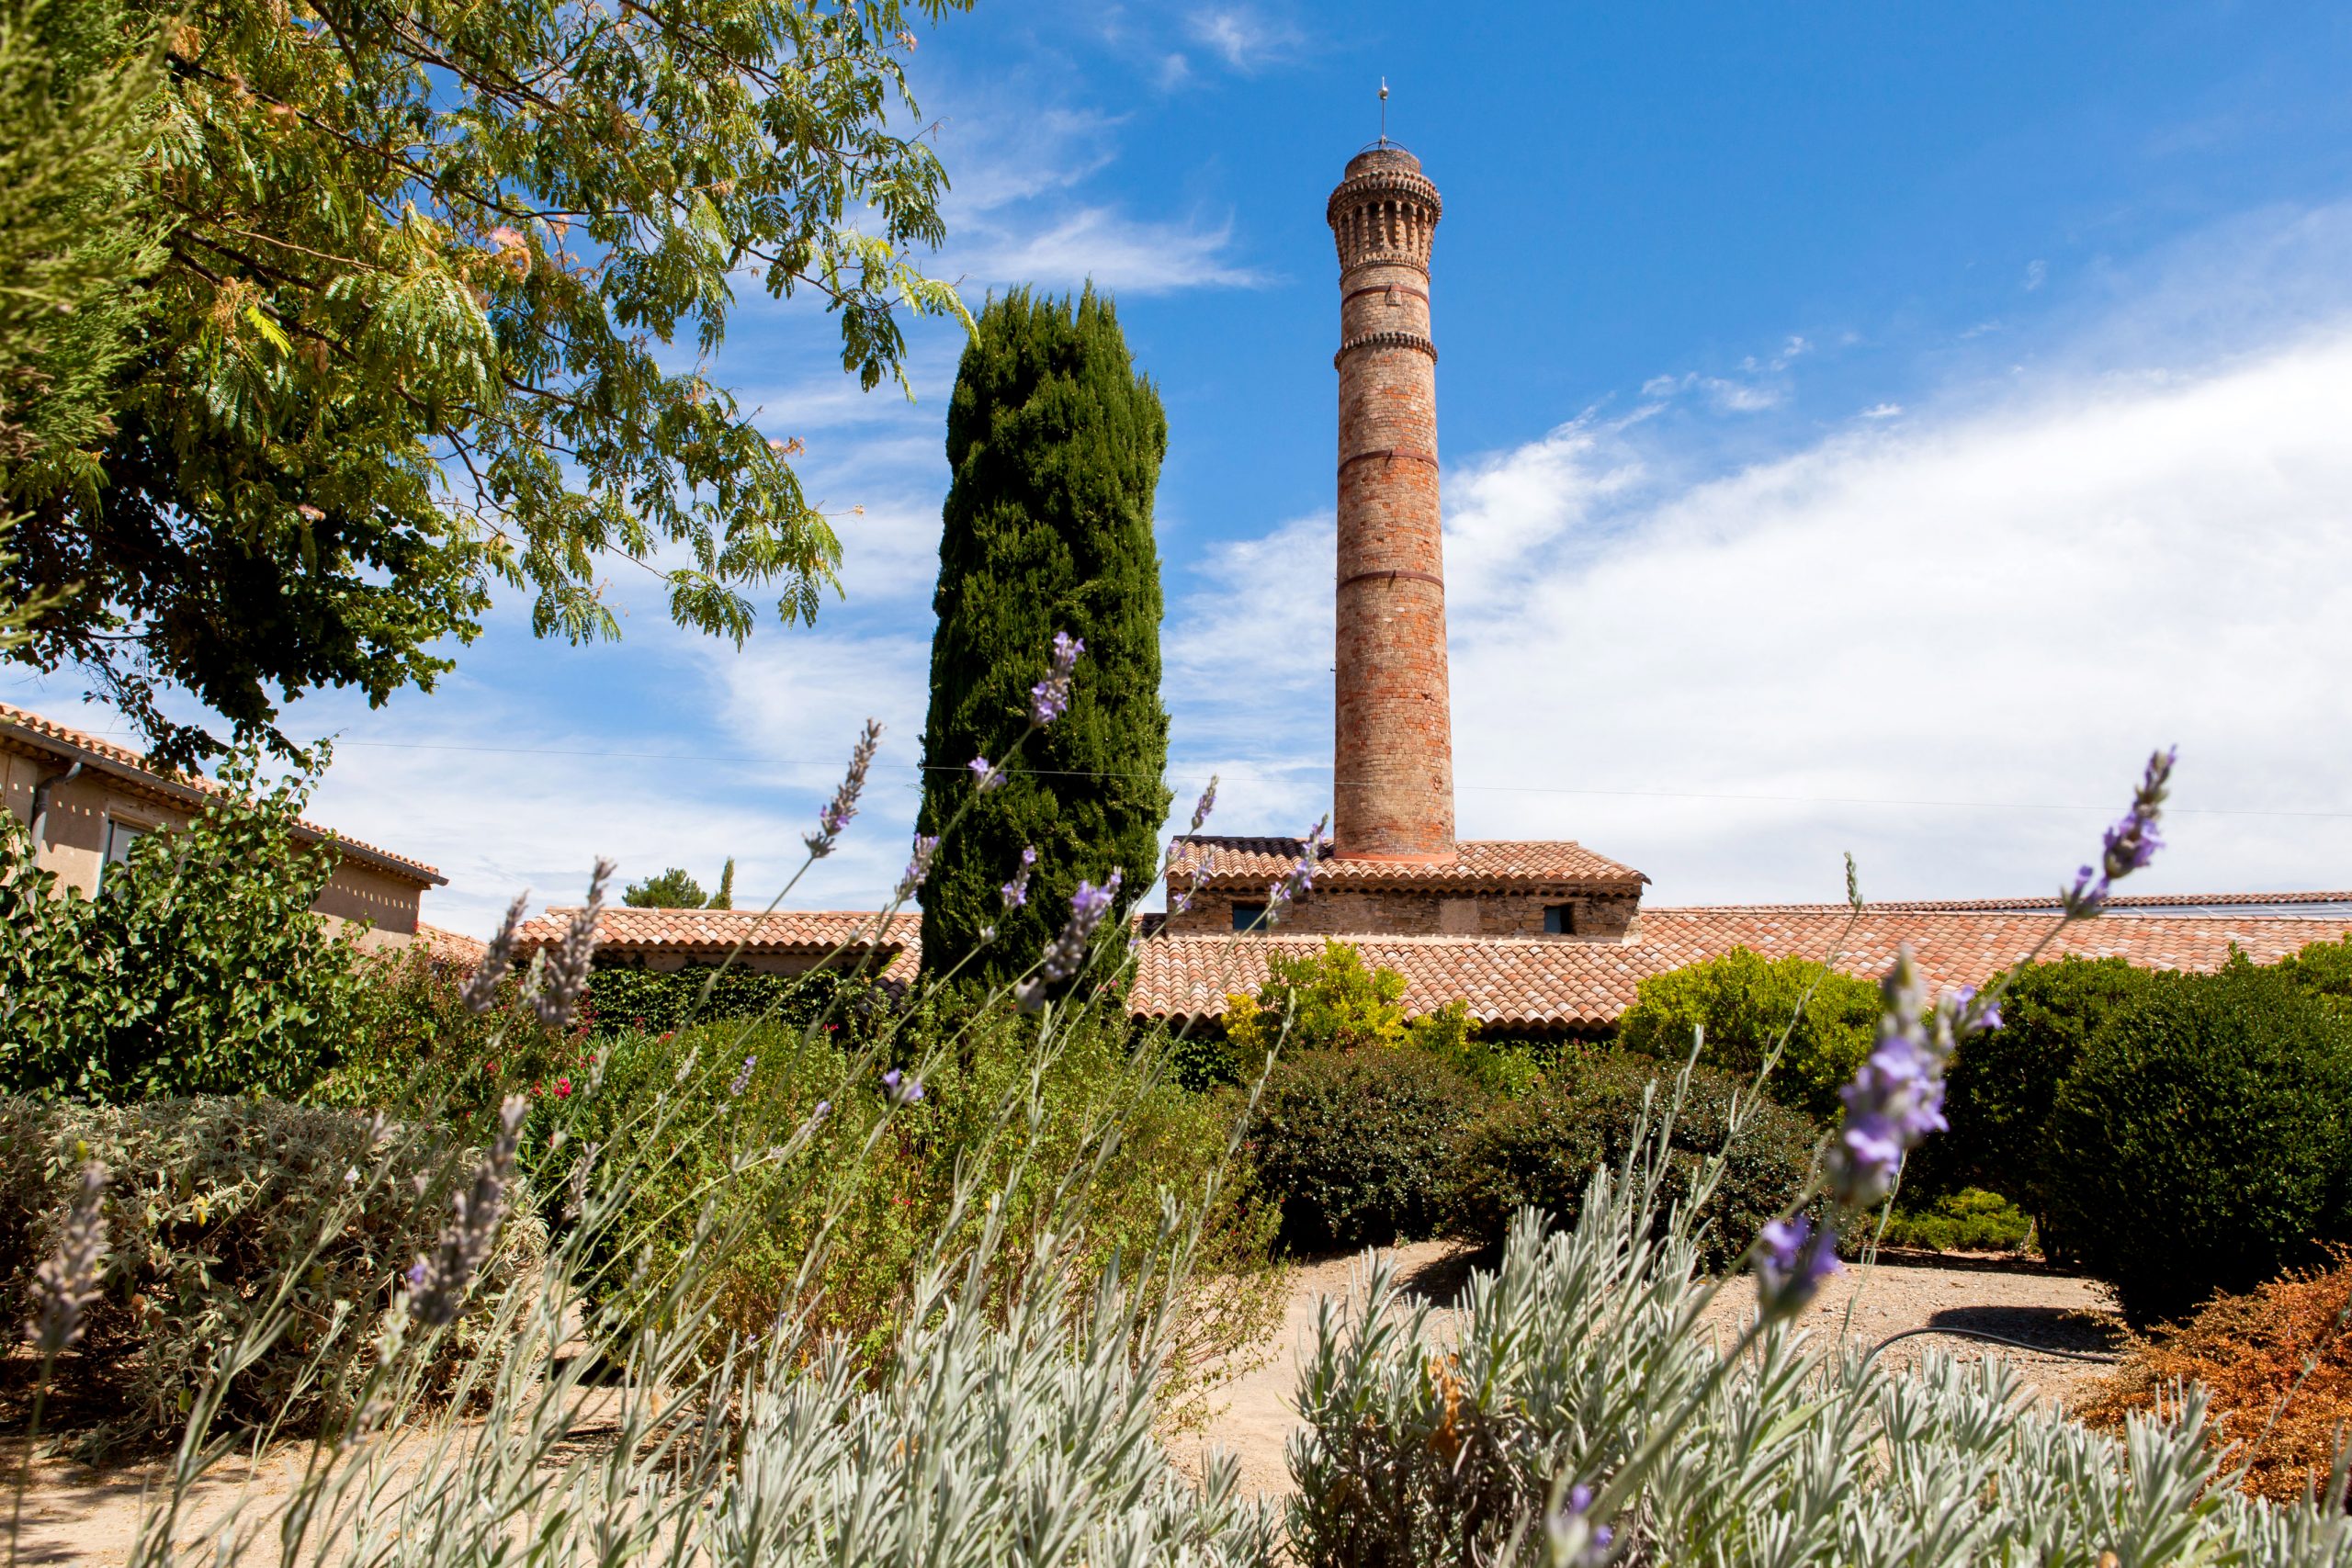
[1329,146,1454,862]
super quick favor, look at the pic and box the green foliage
[310,946,594,1126]
[0,0,162,475]
[548,1002,1280,1405]
[1880,1188,2036,1253]
[623,866,709,909]
[1445,1055,1817,1273]
[0,748,371,1100]
[2043,961,2352,1322]
[1614,945,1880,1120]
[1249,1047,1489,1252]
[6,0,974,764]
[1919,955,2150,1216]
[707,857,735,910]
[0,1095,543,1441]
[2276,934,2352,1021]
[579,964,900,1044]
[915,288,1171,987]
[1226,940,1412,1057]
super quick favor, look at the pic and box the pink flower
[555,1077,572,1099]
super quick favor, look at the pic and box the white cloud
[957,205,1269,294]
[1859,402,1904,420]
[2024,258,2048,291]
[1186,8,1300,72]
[1172,323,2352,900]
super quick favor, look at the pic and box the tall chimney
[1328,145,1453,862]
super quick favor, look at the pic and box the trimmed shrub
[1917,955,2149,1224]
[1250,1047,1488,1251]
[0,1097,543,1442]
[2043,961,2352,1322]
[2077,1247,2352,1502]
[1880,1188,2036,1253]
[1446,1055,1817,1273]
[2277,934,2352,1021]
[581,963,902,1043]
[1613,946,1880,1121]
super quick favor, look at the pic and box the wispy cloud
[1186,7,1302,73]
[956,205,1270,294]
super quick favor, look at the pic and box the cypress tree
[917,288,1171,987]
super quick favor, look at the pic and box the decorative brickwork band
[1338,447,1440,471]
[1333,330,1438,367]
[1329,142,1455,862]
[1339,568,1446,592]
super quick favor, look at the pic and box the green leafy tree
[4,0,973,765]
[707,856,735,910]
[916,288,1170,987]
[0,746,370,1099]
[2276,934,2352,1020]
[1614,946,1881,1121]
[625,866,710,910]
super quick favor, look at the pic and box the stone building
[0,700,447,951]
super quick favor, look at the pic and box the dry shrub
[2076,1248,2352,1502]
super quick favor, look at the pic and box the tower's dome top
[1344,142,1423,179]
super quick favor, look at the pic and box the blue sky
[13,0,2352,932]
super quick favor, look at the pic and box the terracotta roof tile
[0,700,445,886]
[1128,908,2352,1032]
[416,923,489,965]
[518,908,922,983]
[1173,836,1647,893]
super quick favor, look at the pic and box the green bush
[1249,1046,1489,1251]
[543,998,1281,1402]
[2277,934,2352,1021]
[311,945,594,1125]
[1880,1188,2036,1253]
[1446,1055,1817,1273]
[0,1096,543,1442]
[0,749,372,1100]
[582,963,902,1043]
[2043,961,2352,1322]
[1918,955,2149,1223]
[1613,946,1880,1121]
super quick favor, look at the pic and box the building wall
[3,749,425,949]
[1165,886,1642,942]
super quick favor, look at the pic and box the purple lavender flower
[1028,632,1084,726]
[1826,945,1951,1208]
[459,891,530,1015]
[1016,869,1124,1012]
[534,860,613,1032]
[729,1055,756,1097]
[1001,844,1038,910]
[880,1069,925,1106]
[806,719,884,859]
[969,755,1004,792]
[2062,745,2177,916]
[896,834,940,901]
[405,1097,526,1327]
[1754,1213,1842,1320]
[1189,775,1218,833]
[23,1163,107,1358]
[1263,816,1329,924]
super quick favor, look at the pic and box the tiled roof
[416,923,489,964]
[1128,908,2352,1032]
[0,700,446,886]
[1717,891,2352,915]
[517,907,922,982]
[1172,837,1648,892]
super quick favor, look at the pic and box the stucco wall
[3,748,424,949]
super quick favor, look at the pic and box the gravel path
[1169,1243,2122,1501]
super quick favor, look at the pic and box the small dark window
[1543,904,1576,936]
[1233,902,1268,932]
[98,818,146,896]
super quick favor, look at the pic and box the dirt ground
[1167,1241,2122,1500]
[6,1250,2119,1563]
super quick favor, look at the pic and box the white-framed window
[98,818,146,895]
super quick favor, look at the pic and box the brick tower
[1328,143,1453,862]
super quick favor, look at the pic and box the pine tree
[707,857,735,910]
[917,288,1170,988]
[624,867,707,909]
